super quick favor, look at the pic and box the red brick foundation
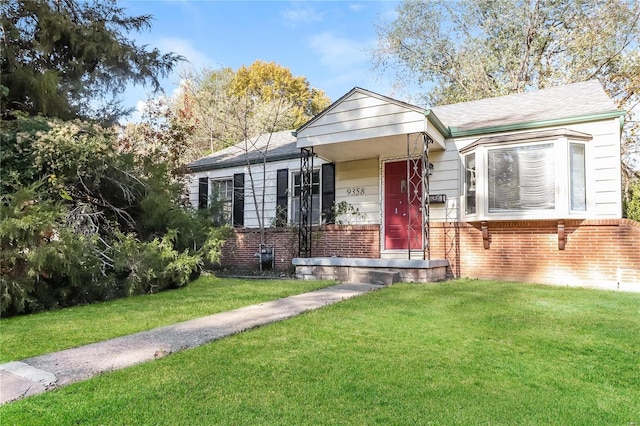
[219,225,380,271]
[430,219,640,291]
[219,220,639,291]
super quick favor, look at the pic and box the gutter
[424,109,450,138]
[187,152,301,173]
[449,110,626,138]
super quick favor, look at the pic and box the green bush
[0,116,228,317]
[625,179,640,222]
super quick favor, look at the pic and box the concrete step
[349,268,400,286]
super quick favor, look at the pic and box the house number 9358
[346,187,365,196]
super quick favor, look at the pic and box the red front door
[384,161,423,250]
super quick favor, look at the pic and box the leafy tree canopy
[0,0,183,124]
[230,60,331,129]
[167,61,331,159]
[375,0,639,106]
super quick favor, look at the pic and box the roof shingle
[431,80,618,132]
[187,130,297,172]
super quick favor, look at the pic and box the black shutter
[233,173,244,227]
[321,163,335,224]
[198,177,208,209]
[276,168,289,227]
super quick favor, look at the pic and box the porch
[292,257,449,284]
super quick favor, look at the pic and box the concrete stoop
[350,268,400,286]
[293,257,449,283]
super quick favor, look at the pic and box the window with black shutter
[275,169,288,227]
[233,173,244,227]
[321,163,335,224]
[198,177,208,209]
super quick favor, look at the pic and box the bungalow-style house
[187,80,640,291]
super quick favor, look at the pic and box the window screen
[488,144,555,211]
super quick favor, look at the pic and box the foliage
[624,179,640,221]
[0,184,65,315]
[171,67,239,158]
[375,0,639,105]
[0,115,227,317]
[230,60,331,130]
[165,61,331,161]
[374,0,640,199]
[332,200,367,225]
[118,96,195,175]
[1,281,639,424]
[0,0,182,124]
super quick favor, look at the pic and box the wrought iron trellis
[406,132,433,260]
[298,147,314,257]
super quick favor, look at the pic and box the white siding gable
[297,89,427,148]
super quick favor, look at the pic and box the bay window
[462,129,592,219]
[465,153,476,215]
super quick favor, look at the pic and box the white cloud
[280,3,324,28]
[155,37,214,72]
[308,31,372,73]
[136,99,148,114]
[349,3,365,12]
[121,37,214,123]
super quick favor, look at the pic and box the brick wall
[219,220,639,291]
[430,219,640,291]
[219,225,380,271]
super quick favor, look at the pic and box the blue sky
[121,0,403,121]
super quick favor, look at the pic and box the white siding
[297,91,428,147]
[428,144,461,222]
[189,109,622,231]
[334,158,380,224]
[188,157,327,228]
[567,119,622,218]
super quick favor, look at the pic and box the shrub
[0,116,228,317]
[625,179,640,222]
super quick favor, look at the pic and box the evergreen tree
[0,0,183,124]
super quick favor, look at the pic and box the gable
[296,88,446,152]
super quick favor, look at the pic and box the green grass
[2,279,639,425]
[0,275,333,362]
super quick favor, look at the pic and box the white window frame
[462,137,590,221]
[569,142,587,213]
[464,152,477,215]
[291,169,321,225]
[210,178,233,225]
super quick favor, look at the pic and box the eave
[449,110,626,139]
[187,152,300,173]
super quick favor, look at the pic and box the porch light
[427,162,434,176]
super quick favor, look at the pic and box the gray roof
[431,80,620,133]
[188,81,622,171]
[187,130,298,172]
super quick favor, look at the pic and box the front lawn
[1,279,639,425]
[0,275,333,362]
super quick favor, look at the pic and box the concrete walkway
[0,283,382,405]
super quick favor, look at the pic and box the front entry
[384,160,423,250]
